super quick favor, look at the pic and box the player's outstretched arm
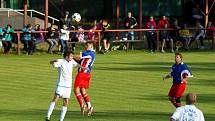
[50,60,57,64]
[163,73,171,81]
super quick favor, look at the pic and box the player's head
[85,41,94,50]
[63,51,74,61]
[186,93,197,105]
[175,52,182,64]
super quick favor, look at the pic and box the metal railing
[0,8,59,24]
[12,28,215,55]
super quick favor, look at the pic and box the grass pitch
[0,51,214,121]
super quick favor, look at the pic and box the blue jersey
[171,62,192,84]
[78,50,95,73]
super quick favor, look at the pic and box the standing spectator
[101,19,112,53]
[170,19,181,48]
[59,11,72,29]
[194,22,205,49]
[124,11,137,50]
[160,23,174,53]
[76,26,85,42]
[45,51,85,121]
[88,25,97,42]
[59,24,70,55]
[33,24,45,52]
[206,21,215,48]
[2,24,14,54]
[157,16,170,29]
[206,21,215,38]
[163,53,193,108]
[22,24,34,55]
[73,42,95,116]
[46,24,58,54]
[170,93,205,121]
[145,16,157,53]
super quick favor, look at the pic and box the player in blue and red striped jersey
[74,41,95,116]
[163,53,192,108]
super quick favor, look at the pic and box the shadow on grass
[0,108,214,121]
[95,61,215,72]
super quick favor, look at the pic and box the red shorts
[74,72,91,89]
[168,83,186,97]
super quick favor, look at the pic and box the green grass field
[0,51,215,121]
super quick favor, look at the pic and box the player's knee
[75,87,80,94]
[63,99,69,106]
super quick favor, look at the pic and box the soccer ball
[72,13,81,22]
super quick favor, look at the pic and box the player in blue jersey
[74,41,95,116]
[163,53,192,108]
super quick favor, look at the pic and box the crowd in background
[0,11,215,55]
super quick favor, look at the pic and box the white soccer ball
[72,13,81,22]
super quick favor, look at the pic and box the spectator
[2,24,14,54]
[170,19,181,48]
[160,23,174,53]
[194,22,205,49]
[124,11,137,50]
[179,24,192,50]
[46,24,58,54]
[206,21,215,48]
[101,19,112,53]
[33,24,45,52]
[0,26,3,48]
[88,25,97,42]
[145,16,157,53]
[76,26,85,42]
[157,16,170,29]
[22,24,34,55]
[170,93,205,121]
[59,11,72,29]
[59,24,70,55]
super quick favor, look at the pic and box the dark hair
[63,51,74,58]
[175,52,183,59]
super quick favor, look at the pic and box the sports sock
[76,93,83,107]
[59,106,67,121]
[46,102,55,118]
[83,94,91,109]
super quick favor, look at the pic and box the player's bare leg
[59,99,69,121]
[46,94,60,121]
[75,87,86,115]
[81,88,93,116]
[169,96,181,108]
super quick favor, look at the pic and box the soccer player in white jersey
[45,51,85,121]
[170,93,205,121]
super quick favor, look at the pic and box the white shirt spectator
[60,29,70,41]
[54,59,77,88]
[171,105,205,121]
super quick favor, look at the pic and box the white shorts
[55,86,72,99]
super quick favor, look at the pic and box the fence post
[17,32,21,55]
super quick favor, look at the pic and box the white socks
[46,102,55,118]
[87,102,91,109]
[59,106,67,121]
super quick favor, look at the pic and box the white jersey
[171,105,205,121]
[53,59,77,88]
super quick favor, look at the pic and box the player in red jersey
[74,42,95,116]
